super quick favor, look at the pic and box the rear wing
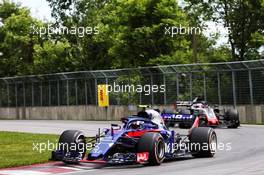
[175,101,192,107]
[161,112,195,126]
[138,105,152,108]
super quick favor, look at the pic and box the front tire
[57,130,86,164]
[225,109,240,128]
[137,132,165,166]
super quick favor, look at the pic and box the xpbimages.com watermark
[32,140,232,154]
[164,24,231,37]
[106,82,166,96]
[31,25,100,37]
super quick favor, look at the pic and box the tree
[0,1,39,76]
[33,40,75,74]
[47,0,196,68]
[47,0,111,70]
[184,0,264,61]
[0,1,81,76]
[102,0,193,68]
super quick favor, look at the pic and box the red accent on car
[126,129,161,137]
[189,117,200,134]
[193,117,200,128]
[207,118,219,126]
[137,152,149,163]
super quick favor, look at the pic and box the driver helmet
[129,121,144,130]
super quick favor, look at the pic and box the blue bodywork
[88,116,173,162]
[53,115,193,164]
[162,113,194,120]
[161,112,196,127]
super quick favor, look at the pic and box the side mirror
[103,128,110,135]
[111,124,121,130]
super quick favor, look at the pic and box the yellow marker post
[97,84,109,107]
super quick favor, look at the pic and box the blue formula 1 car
[52,110,217,166]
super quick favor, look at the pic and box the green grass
[0,131,59,168]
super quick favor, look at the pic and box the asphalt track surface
[0,120,264,175]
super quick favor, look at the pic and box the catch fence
[0,59,264,107]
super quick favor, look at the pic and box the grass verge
[0,131,58,169]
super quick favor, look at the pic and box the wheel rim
[209,133,217,154]
[76,136,86,158]
[157,140,165,159]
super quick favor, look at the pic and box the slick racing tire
[189,127,217,158]
[225,109,240,128]
[58,130,86,164]
[137,132,165,166]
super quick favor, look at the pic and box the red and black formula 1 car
[52,108,217,166]
[162,98,240,129]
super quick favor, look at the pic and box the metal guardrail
[0,59,264,107]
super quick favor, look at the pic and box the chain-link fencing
[0,59,264,107]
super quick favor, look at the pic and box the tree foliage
[184,0,264,60]
[0,0,263,77]
[0,2,38,76]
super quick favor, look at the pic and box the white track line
[58,170,94,175]
[0,170,51,175]
[59,166,85,171]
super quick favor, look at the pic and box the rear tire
[137,132,165,166]
[189,127,217,158]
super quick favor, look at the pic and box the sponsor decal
[162,114,193,119]
[137,152,149,163]
[98,84,109,107]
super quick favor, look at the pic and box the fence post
[203,73,207,101]
[150,74,154,105]
[40,82,43,106]
[105,77,109,105]
[75,80,78,105]
[127,75,131,104]
[139,78,142,105]
[176,73,179,101]
[0,85,1,107]
[248,70,254,106]
[48,81,51,106]
[189,73,193,101]
[85,79,88,105]
[163,74,167,105]
[95,78,98,105]
[232,71,237,107]
[217,72,222,105]
[23,83,26,107]
[15,83,17,107]
[7,84,10,107]
[66,80,69,106]
[31,82,34,106]
[0,84,2,107]
[57,80,60,106]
